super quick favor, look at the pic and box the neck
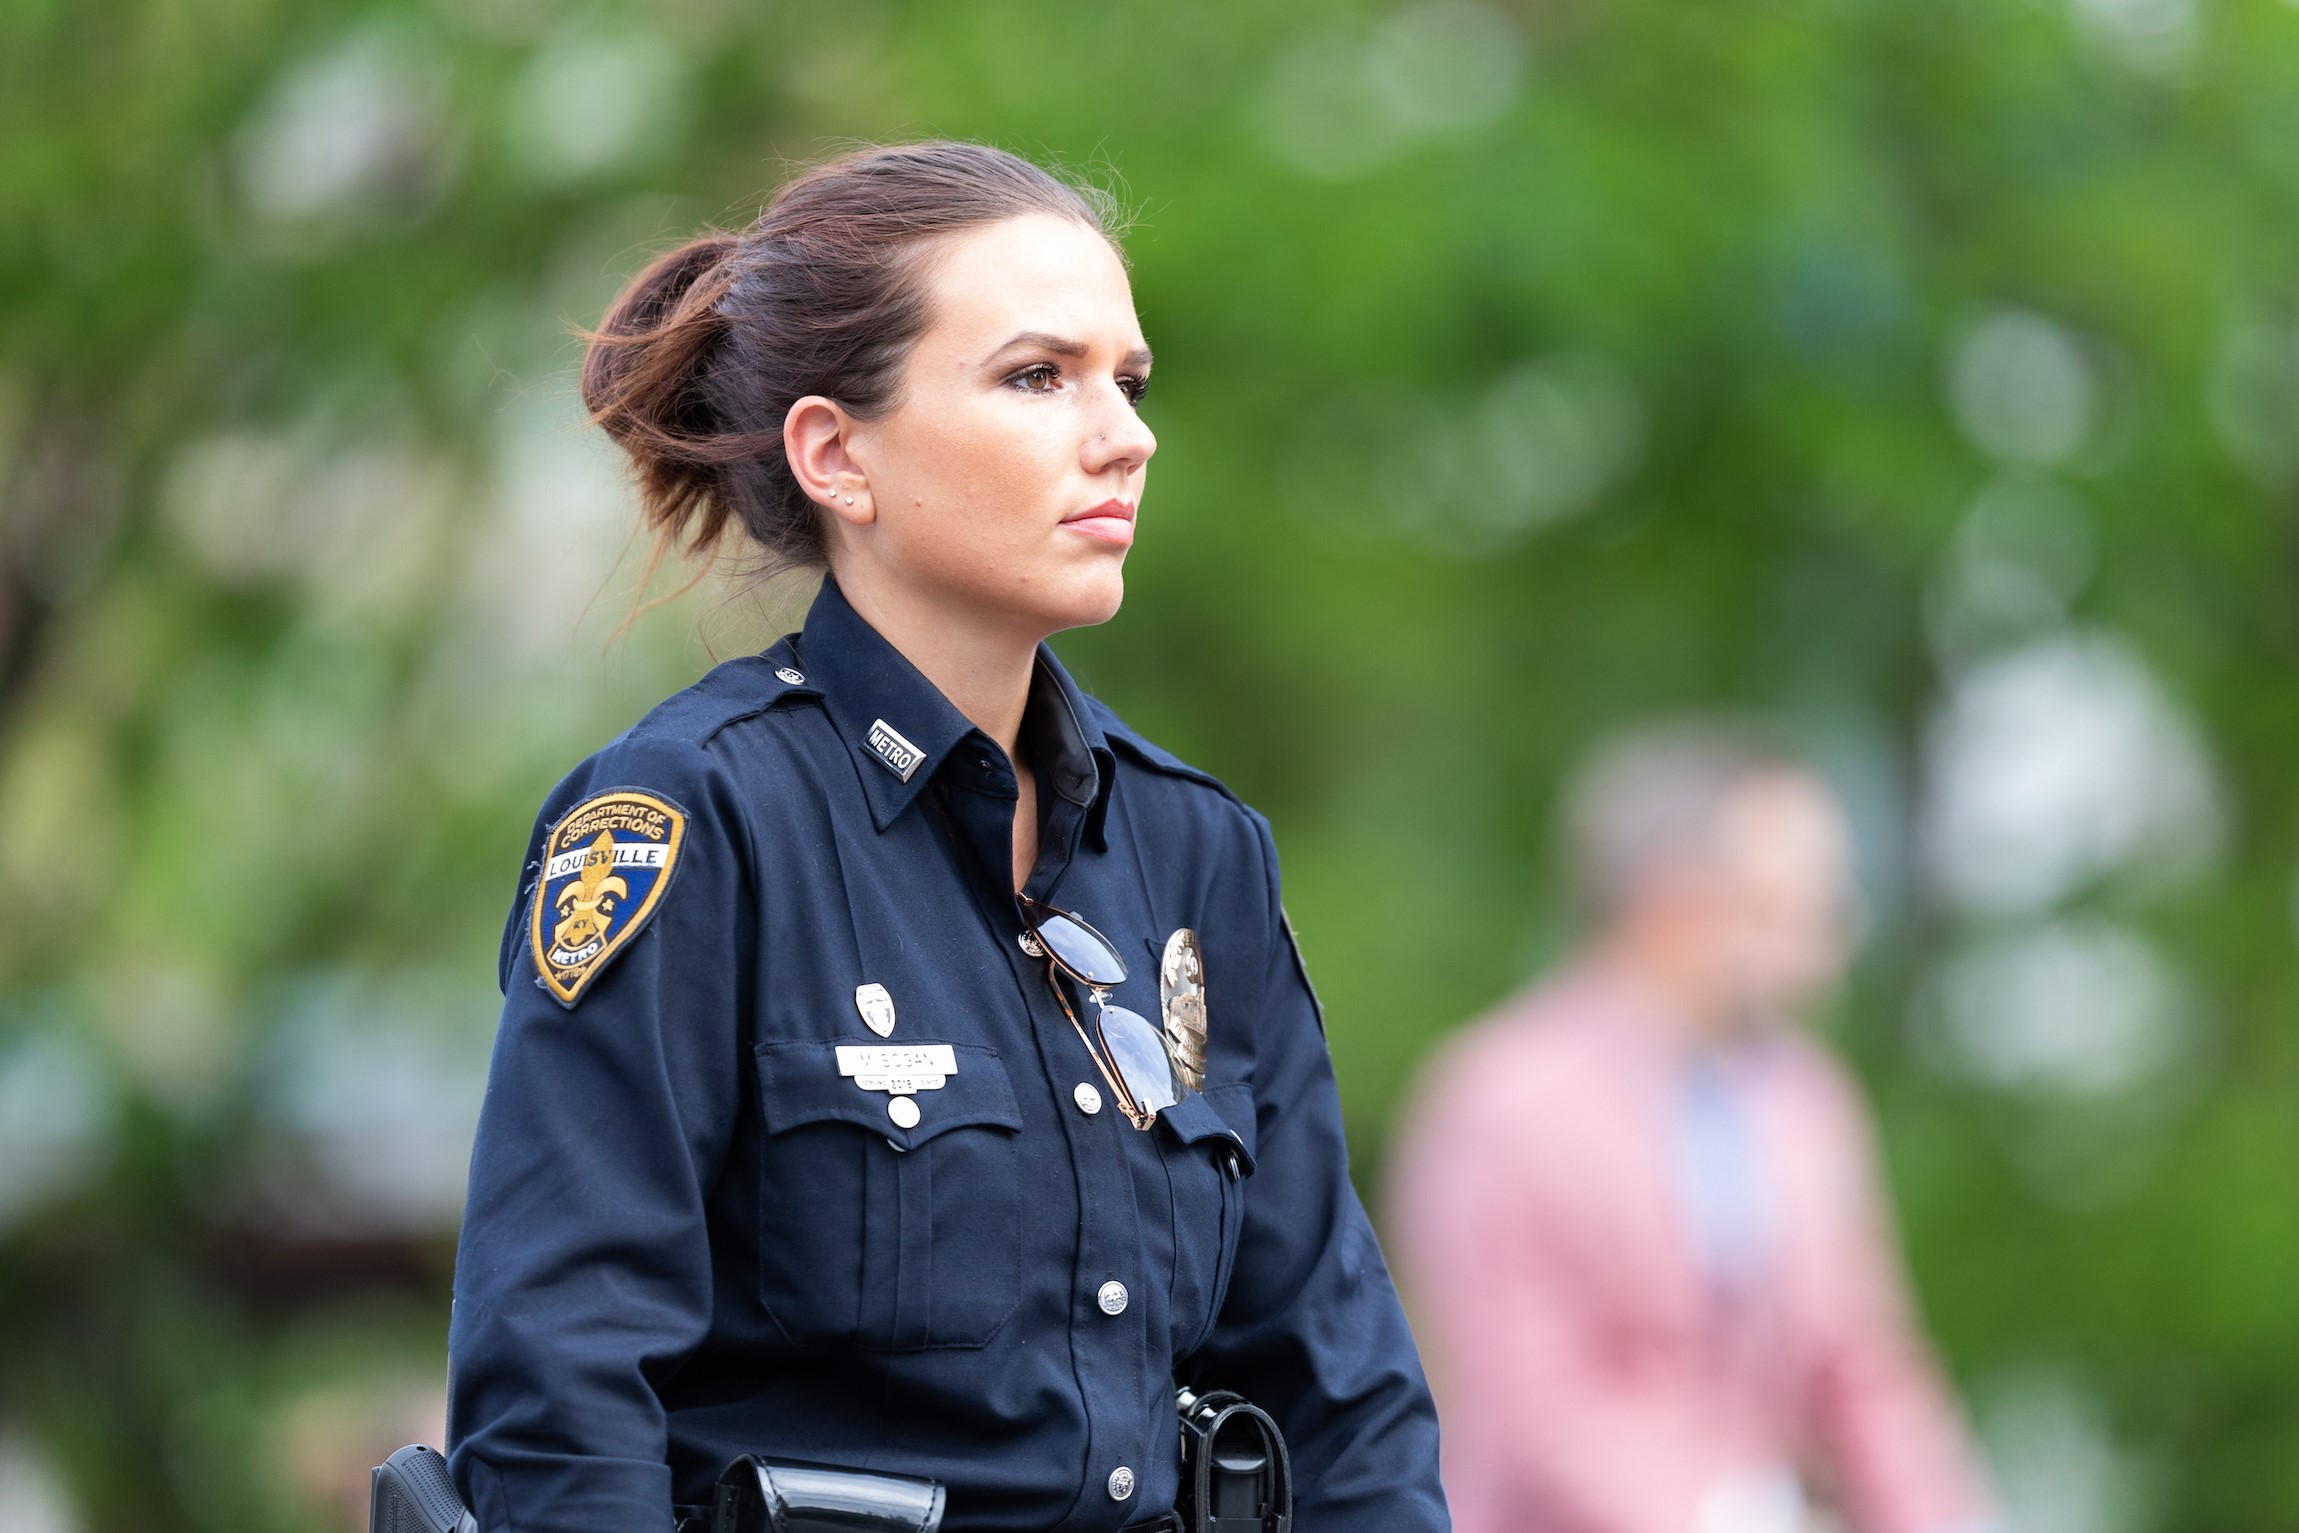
[1588,929,1743,1048]
[832,568,1042,762]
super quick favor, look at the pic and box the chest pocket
[753,1040,1024,1351]
[1157,1083,1257,1357]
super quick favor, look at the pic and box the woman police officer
[444,142,1448,1533]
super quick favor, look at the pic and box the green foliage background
[5,0,2299,1527]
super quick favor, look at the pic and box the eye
[1118,374,1151,407]
[1007,362,1063,394]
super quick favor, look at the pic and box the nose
[1083,391,1156,481]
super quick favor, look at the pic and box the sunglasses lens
[1096,1002,1180,1115]
[1033,909,1129,987]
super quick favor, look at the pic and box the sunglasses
[1018,895,1182,1130]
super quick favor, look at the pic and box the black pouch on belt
[701,1456,945,1533]
[371,1445,945,1533]
[1173,1388,1293,1533]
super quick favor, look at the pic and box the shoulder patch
[529,789,689,1007]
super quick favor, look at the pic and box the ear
[784,395,875,530]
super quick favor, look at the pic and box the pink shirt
[1385,970,1995,1533]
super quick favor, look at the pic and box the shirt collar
[793,578,1114,834]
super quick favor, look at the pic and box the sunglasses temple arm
[1045,963,1144,1124]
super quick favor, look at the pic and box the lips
[1061,498,1137,547]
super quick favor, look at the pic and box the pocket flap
[756,1040,1022,1151]
[1157,1083,1257,1176]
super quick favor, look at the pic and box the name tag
[837,1044,957,1096]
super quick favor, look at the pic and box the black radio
[1175,1387,1293,1533]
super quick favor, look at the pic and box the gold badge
[529,789,688,1007]
[1159,928,1208,1093]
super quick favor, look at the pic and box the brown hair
[580,142,1123,583]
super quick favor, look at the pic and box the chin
[1018,563,1125,636]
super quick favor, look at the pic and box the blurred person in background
[1386,724,1996,1533]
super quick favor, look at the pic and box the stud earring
[842,495,854,505]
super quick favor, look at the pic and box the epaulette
[1081,696,1242,805]
[625,642,824,750]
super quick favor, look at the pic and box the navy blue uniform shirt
[447,581,1448,1533]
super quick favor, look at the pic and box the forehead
[916,213,1141,348]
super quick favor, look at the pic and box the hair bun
[579,233,748,565]
[581,233,739,444]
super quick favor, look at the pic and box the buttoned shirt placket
[935,736,1152,1530]
[811,601,1151,1531]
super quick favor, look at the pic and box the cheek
[886,402,1073,544]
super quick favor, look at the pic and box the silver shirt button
[1108,1466,1135,1501]
[1096,1280,1128,1316]
[887,1096,920,1130]
[1073,1082,1104,1115]
[774,667,804,684]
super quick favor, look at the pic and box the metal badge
[1159,928,1208,1094]
[865,718,925,782]
[854,982,897,1037]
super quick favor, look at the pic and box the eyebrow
[989,330,1154,370]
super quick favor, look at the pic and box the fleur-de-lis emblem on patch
[550,831,628,963]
